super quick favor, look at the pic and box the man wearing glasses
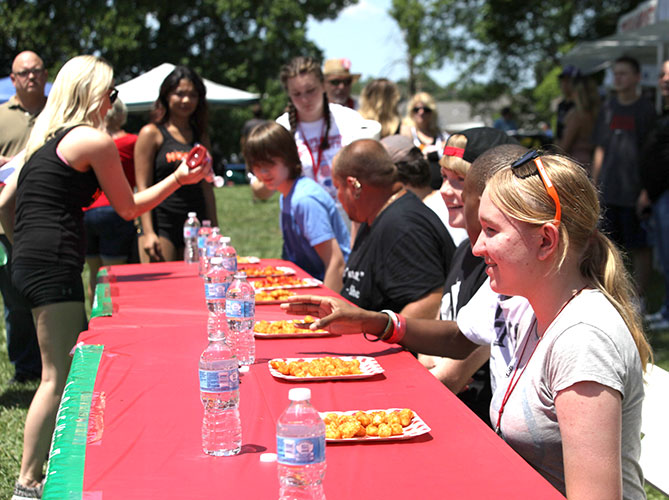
[0,50,47,384]
[323,58,360,110]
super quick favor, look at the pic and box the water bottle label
[277,436,325,465]
[198,235,207,247]
[184,227,198,239]
[205,282,229,300]
[199,368,239,392]
[221,256,237,272]
[206,246,218,258]
[226,299,255,318]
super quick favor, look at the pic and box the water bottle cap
[234,271,247,279]
[288,388,311,402]
[259,452,277,463]
[188,212,197,218]
[221,236,231,243]
[202,220,211,227]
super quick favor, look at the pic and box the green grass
[0,185,668,498]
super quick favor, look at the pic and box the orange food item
[323,410,414,439]
[241,265,291,278]
[255,289,296,302]
[252,276,310,289]
[254,317,327,335]
[270,357,362,377]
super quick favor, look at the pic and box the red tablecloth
[68,260,564,499]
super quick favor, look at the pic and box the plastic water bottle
[197,220,212,277]
[220,236,238,276]
[204,240,229,339]
[199,332,241,456]
[277,388,326,500]
[183,212,200,264]
[202,227,221,279]
[226,272,256,366]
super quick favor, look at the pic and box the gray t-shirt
[491,289,645,499]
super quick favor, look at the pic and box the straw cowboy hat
[323,58,361,82]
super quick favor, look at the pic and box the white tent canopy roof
[562,0,669,73]
[117,63,259,112]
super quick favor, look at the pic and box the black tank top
[14,126,101,269]
[153,125,205,215]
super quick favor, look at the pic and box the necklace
[495,286,587,435]
[376,188,406,219]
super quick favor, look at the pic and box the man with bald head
[0,51,46,384]
[0,51,47,165]
[333,139,454,319]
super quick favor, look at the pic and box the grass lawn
[0,185,668,498]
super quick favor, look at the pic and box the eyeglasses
[412,106,432,114]
[327,78,352,87]
[13,67,45,79]
[108,88,119,104]
[510,150,561,224]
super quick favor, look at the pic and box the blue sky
[306,0,457,85]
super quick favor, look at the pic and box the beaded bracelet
[384,312,406,344]
[363,310,393,342]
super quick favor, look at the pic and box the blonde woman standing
[0,55,207,499]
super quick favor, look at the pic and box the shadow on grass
[0,383,37,409]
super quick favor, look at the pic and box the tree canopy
[1,0,355,155]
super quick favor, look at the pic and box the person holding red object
[0,55,207,500]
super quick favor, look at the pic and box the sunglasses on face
[108,88,119,104]
[13,67,44,79]
[510,150,561,224]
[328,78,352,87]
[412,106,432,114]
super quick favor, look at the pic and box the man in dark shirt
[592,55,656,311]
[334,139,454,319]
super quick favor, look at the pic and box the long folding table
[43,260,565,499]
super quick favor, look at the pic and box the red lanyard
[495,287,586,435]
[298,121,325,180]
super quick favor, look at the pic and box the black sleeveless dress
[12,126,101,307]
[151,125,207,246]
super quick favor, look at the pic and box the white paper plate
[252,277,322,291]
[237,256,260,264]
[268,356,384,381]
[319,408,431,442]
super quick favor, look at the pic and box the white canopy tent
[116,63,259,112]
[563,0,669,76]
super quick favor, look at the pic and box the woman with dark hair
[134,65,218,262]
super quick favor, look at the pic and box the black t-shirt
[14,126,100,270]
[440,239,492,425]
[341,191,454,312]
[556,99,575,140]
[640,111,669,202]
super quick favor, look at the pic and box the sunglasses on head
[510,150,561,224]
[108,88,119,104]
[328,78,352,86]
[412,106,432,114]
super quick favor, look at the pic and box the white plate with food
[254,318,336,338]
[255,289,297,305]
[268,356,384,381]
[252,277,322,291]
[319,408,430,442]
[241,265,296,278]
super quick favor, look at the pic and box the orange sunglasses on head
[510,150,561,224]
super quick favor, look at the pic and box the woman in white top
[283,150,651,500]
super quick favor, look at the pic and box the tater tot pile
[323,409,414,439]
[241,265,290,277]
[252,276,310,289]
[255,289,296,302]
[270,357,362,377]
[254,316,324,334]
